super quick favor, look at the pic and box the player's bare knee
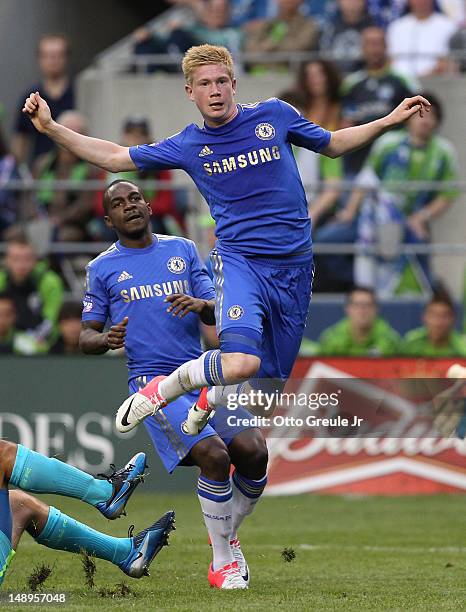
[243,434,268,471]
[222,353,261,381]
[230,430,268,476]
[204,445,231,480]
[0,440,17,477]
[193,437,231,481]
[10,490,48,538]
[9,490,36,522]
[252,438,268,473]
[251,439,268,470]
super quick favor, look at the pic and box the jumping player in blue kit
[79,179,267,590]
[23,43,430,588]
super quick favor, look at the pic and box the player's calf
[9,490,49,548]
[220,353,261,382]
[7,444,145,516]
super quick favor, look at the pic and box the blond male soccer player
[23,44,430,588]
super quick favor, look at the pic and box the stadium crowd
[0,0,465,356]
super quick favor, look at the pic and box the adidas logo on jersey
[117,271,133,282]
[199,145,213,157]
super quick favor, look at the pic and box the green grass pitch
[2,493,466,611]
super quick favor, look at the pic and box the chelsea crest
[255,123,275,140]
[167,257,186,274]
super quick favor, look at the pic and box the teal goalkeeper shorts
[0,530,15,588]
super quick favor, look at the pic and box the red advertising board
[265,358,466,496]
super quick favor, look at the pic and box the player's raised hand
[165,294,207,318]
[107,316,129,349]
[22,91,53,133]
[386,95,431,127]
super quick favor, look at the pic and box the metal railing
[1,175,465,299]
[1,179,465,257]
[4,178,466,193]
[99,49,466,74]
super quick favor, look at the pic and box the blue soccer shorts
[130,376,254,473]
[210,248,314,379]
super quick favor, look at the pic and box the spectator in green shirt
[318,286,400,356]
[402,294,466,357]
[340,92,458,296]
[0,237,64,345]
[0,292,45,355]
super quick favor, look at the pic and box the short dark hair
[347,286,377,304]
[421,91,443,125]
[58,301,83,322]
[425,292,455,314]
[122,116,150,134]
[6,235,34,251]
[102,179,141,215]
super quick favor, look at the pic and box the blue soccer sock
[231,471,267,538]
[35,507,132,565]
[202,350,226,387]
[0,489,12,543]
[10,445,112,507]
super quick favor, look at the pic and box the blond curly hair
[182,44,235,84]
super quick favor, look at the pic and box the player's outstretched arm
[22,92,135,172]
[322,95,431,158]
[80,318,128,354]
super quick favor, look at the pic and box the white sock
[231,471,267,539]
[207,382,250,409]
[197,476,234,570]
[158,349,225,401]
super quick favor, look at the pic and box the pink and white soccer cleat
[208,561,247,590]
[230,538,249,585]
[181,387,215,435]
[207,535,249,584]
[116,375,167,433]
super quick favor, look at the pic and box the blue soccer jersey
[129,98,331,257]
[82,235,215,382]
